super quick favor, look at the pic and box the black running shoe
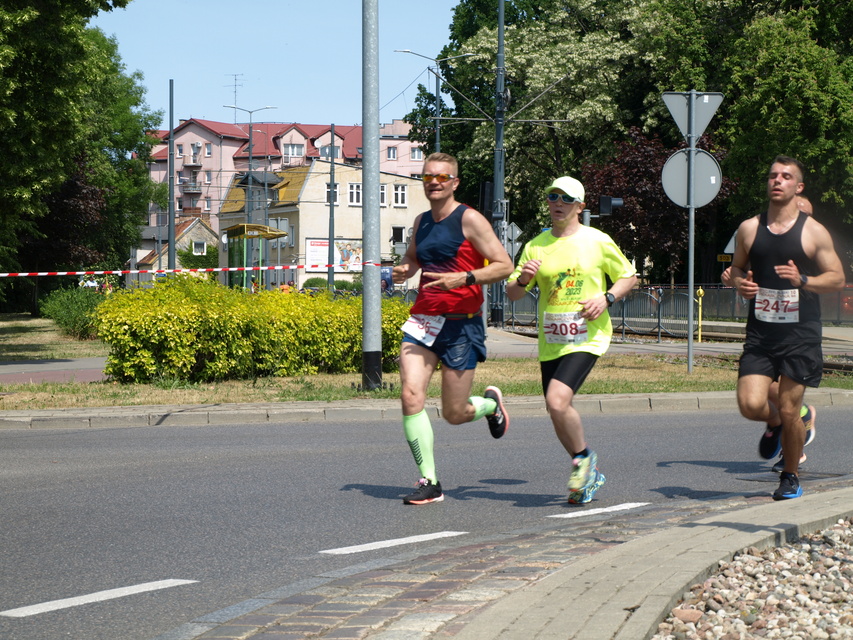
[484,385,509,439]
[773,472,802,500]
[403,478,444,505]
[758,424,782,459]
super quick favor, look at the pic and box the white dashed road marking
[0,579,198,618]
[320,531,468,555]
[547,502,650,519]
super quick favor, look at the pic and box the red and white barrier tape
[0,263,380,279]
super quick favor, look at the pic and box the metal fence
[505,284,853,338]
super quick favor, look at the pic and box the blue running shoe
[568,469,605,504]
[772,472,802,500]
[568,452,606,505]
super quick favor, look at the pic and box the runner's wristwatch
[604,292,615,307]
[799,274,808,288]
[465,271,477,286]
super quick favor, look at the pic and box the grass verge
[1,313,850,411]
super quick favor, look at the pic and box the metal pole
[247,113,254,291]
[362,0,382,390]
[687,89,696,372]
[327,123,336,289]
[490,0,507,328]
[435,67,441,152]
[168,80,176,270]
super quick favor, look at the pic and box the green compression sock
[403,410,437,482]
[469,395,497,421]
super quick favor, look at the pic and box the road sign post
[662,90,723,372]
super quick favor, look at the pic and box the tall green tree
[0,1,163,310]
[407,0,853,280]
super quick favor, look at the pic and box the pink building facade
[148,118,424,233]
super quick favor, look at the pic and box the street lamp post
[394,50,474,153]
[223,104,277,288]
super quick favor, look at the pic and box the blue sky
[90,0,462,128]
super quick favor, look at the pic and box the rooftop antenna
[225,74,245,122]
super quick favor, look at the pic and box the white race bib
[755,287,800,323]
[543,311,588,344]
[401,314,446,347]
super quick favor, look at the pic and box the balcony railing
[183,155,203,167]
[180,181,203,193]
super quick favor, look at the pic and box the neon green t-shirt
[510,226,635,360]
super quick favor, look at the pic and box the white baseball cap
[543,176,585,202]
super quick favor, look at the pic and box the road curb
[2,389,852,430]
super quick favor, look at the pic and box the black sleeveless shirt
[746,211,821,345]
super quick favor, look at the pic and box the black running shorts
[738,341,823,388]
[540,351,599,395]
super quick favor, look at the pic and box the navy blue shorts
[738,341,823,388]
[402,315,486,370]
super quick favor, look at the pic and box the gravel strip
[652,518,853,640]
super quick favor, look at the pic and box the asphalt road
[1,407,851,640]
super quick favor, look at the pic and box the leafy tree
[1,3,162,311]
[406,0,853,281]
[583,128,735,284]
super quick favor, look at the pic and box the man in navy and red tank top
[393,153,514,505]
[730,156,845,501]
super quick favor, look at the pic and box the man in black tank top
[729,156,845,501]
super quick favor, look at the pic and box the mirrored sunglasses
[547,193,579,204]
[422,173,456,183]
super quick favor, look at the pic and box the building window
[387,147,397,161]
[204,197,211,211]
[176,170,185,184]
[411,173,422,180]
[193,241,206,255]
[379,184,387,207]
[176,144,184,157]
[391,226,405,243]
[176,199,184,212]
[393,184,407,207]
[205,142,212,157]
[348,183,362,206]
[326,182,339,204]
[282,143,304,157]
[411,147,423,161]
[320,145,340,159]
[205,170,212,184]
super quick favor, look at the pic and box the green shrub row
[40,286,104,340]
[95,276,411,383]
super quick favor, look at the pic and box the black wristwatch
[799,274,809,288]
[604,292,615,307]
[465,271,477,286]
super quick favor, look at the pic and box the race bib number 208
[543,311,588,344]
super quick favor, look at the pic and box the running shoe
[403,478,444,505]
[758,424,783,459]
[568,469,606,504]
[803,405,816,447]
[484,386,509,439]
[771,453,806,474]
[773,472,802,501]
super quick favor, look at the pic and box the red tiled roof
[149,118,373,163]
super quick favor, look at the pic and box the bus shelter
[223,223,288,290]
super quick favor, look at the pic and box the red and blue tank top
[410,204,486,316]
